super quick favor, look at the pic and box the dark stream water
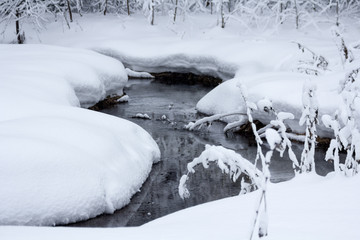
[70,79,333,227]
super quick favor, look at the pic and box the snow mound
[94,48,238,80]
[0,44,128,108]
[0,44,160,225]
[197,72,343,137]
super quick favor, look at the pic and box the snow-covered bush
[294,41,329,75]
[323,68,360,176]
[182,82,303,238]
[299,80,318,173]
[332,27,355,66]
[250,128,282,239]
[322,113,342,174]
[178,144,263,200]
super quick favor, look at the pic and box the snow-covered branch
[299,80,318,173]
[294,41,329,75]
[185,111,246,131]
[178,144,263,200]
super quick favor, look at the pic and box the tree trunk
[151,0,155,25]
[15,10,22,44]
[294,0,299,29]
[66,0,73,22]
[279,2,283,24]
[173,0,178,22]
[104,0,108,15]
[127,0,130,15]
[221,2,225,28]
[336,0,339,26]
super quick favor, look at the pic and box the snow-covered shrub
[270,112,299,169]
[323,68,360,176]
[294,42,329,75]
[339,68,360,176]
[322,113,342,174]
[182,82,302,238]
[182,84,266,200]
[332,27,355,66]
[299,80,318,173]
[178,144,263,200]
[249,128,282,239]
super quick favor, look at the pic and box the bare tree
[0,0,48,44]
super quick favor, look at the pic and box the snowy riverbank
[1,13,360,239]
[0,44,160,225]
[1,174,359,240]
[6,14,359,137]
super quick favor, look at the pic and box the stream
[70,79,333,227]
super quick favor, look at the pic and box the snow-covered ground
[1,174,359,240]
[1,13,360,239]
[0,44,160,225]
[3,14,358,136]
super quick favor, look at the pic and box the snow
[1,174,359,240]
[133,113,152,120]
[257,98,273,113]
[0,44,128,108]
[0,11,360,239]
[197,72,347,137]
[0,44,160,225]
[117,94,130,102]
[265,129,282,150]
[125,68,154,79]
[2,14,357,137]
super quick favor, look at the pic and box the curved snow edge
[0,44,161,226]
[93,48,237,80]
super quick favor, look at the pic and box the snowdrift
[87,31,351,137]
[0,44,160,225]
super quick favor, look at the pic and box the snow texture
[0,44,160,225]
[125,68,154,79]
[1,174,359,240]
[265,129,282,150]
[0,13,359,239]
[5,14,357,138]
[133,113,152,120]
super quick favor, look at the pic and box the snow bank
[197,72,344,136]
[96,48,237,80]
[1,174,359,240]
[45,19,352,137]
[0,44,160,225]
[0,44,128,108]
[5,14,354,137]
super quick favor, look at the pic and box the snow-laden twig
[270,112,299,170]
[294,41,329,75]
[250,128,282,240]
[338,67,360,176]
[323,67,360,176]
[322,113,341,174]
[299,80,318,173]
[185,111,246,131]
[331,27,355,66]
[178,144,263,200]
